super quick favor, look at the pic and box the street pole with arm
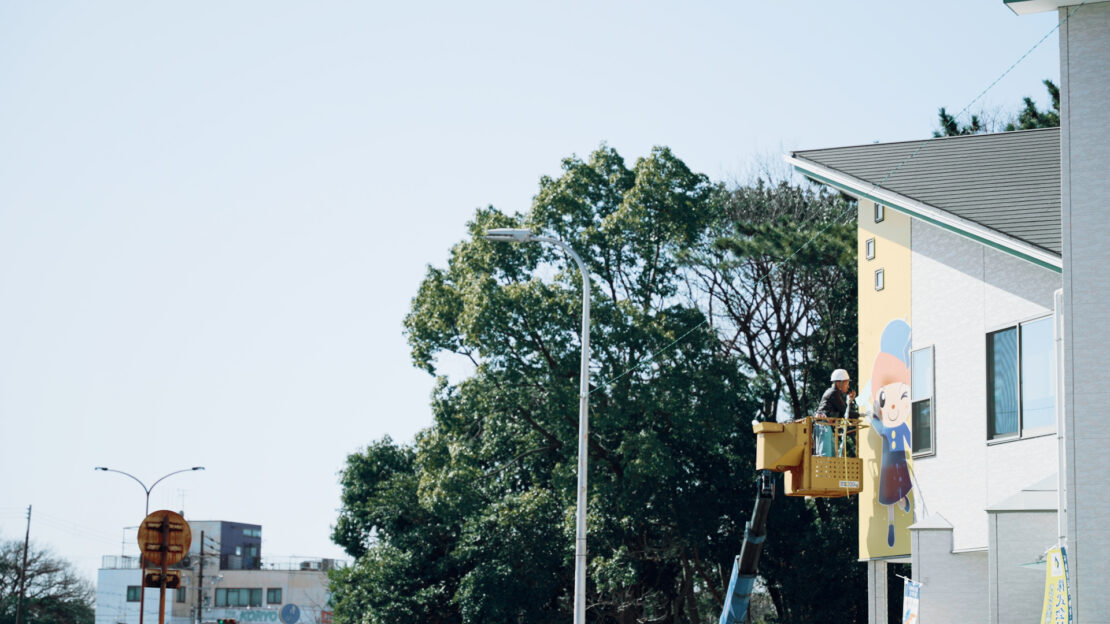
[96,466,204,624]
[484,229,590,624]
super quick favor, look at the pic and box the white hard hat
[831,369,850,381]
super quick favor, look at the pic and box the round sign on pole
[280,604,301,624]
[137,510,192,567]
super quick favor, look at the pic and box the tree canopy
[0,539,94,624]
[933,79,1060,136]
[683,180,862,621]
[331,146,863,623]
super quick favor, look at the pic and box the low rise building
[96,520,341,624]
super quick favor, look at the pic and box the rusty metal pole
[140,492,150,624]
[159,512,169,624]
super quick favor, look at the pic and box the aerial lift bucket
[752,417,863,498]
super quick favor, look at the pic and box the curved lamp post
[95,466,205,624]
[95,466,205,516]
[485,228,591,624]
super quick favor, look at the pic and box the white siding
[1060,3,1110,619]
[988,511,1057,624]
[911,525,988,624]
[910,219,1060,551]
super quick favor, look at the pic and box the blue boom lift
[718,416,865,624]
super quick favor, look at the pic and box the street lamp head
[192,466,205,471]
[484,228,535,243]
[95,467,108,471]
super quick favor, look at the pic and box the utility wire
[591,202,856,394]
[590,5,1078,393]
[875,1,1085,190]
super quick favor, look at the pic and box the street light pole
[484,228,591,624]
[95,466,205,624]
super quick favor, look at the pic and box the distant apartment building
[96,520,341,624]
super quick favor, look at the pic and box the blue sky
[0,1,1060,583]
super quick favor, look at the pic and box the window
[243,528,261,538]
[176,586,187,603]
[216,588,261,607]
[874,268,885,291]
[987,316,1056,440]
[911,347,934,456]
[875,203,885,222]
[866,238,876,260]
[267,588,283,605]
[127,586,142,602]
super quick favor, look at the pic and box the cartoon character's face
[877,382,910,427]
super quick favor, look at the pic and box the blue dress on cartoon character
[871,417,912,505]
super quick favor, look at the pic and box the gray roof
[792,128,1061,255]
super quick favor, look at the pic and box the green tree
[683,180,864,623]
[933,79,1060,136]
[333,146,762,623]
[933,107,983,137]
[0,539,94,624]
[1003,79,1060,130]
[331,147,870,623]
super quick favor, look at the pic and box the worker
[813,369,857,457]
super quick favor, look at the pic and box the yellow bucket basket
[753,417,863,498]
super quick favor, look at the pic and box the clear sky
[0,1,1060,583]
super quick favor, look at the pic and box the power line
[589,6,1078,393]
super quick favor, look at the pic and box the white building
[96,520,340,624]
[784,1,1110,620]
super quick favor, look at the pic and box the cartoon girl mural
[870,351,913,547]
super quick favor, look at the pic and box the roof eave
[1003,0,1070,15]
[785,153,1063,273]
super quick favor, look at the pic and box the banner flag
[1041,546,1072,624]
[902,578,920,624]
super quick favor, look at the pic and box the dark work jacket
[815,384,853,419]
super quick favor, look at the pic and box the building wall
[97,566,330,624]
[910,526,988,624]
[1059,2,1110,619]
[857,200,915,560]
[988,510,1057,624]
[96,568,193,624]
[205,569,330,624]
[189,520,262,570]
[910,219,1059,551]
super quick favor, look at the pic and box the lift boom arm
[719,470,775,624]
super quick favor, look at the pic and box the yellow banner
[1041,546,1071,624]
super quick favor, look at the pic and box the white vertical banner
[902,578,921,624]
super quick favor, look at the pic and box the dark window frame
[216,588,262,607]
[127,586,142,602]
[910,346,935,457]
[866,237,876,260]
[987,315,1056,442]
[267,588,283,605]
[875,203,886,223]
